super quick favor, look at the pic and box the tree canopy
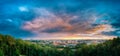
[0,34,120,56]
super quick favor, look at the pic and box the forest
[0,34,120,56]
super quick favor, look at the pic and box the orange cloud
[22,8,116,39]
[87,24,115,35]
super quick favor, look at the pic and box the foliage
[75,37,120,56]
[0,34,120,56]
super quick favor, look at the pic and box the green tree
[0,49,4,56]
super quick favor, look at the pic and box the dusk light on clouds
[0,0,120,40]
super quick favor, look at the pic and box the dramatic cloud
[0,0,120,39]
[87,24,115,35]
[22,8,116,39]
[23,8,75,33]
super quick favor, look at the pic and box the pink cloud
[22,8,116,39]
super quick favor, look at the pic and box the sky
[0,0,120,40]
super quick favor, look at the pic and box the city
[0,0,120,56]
[27,39,107,48]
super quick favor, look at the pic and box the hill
[0,34,120,56]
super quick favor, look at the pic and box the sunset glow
[0,0,120,40]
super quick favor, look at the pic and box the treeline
[0,34,120,56]
[75,38,120,56]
